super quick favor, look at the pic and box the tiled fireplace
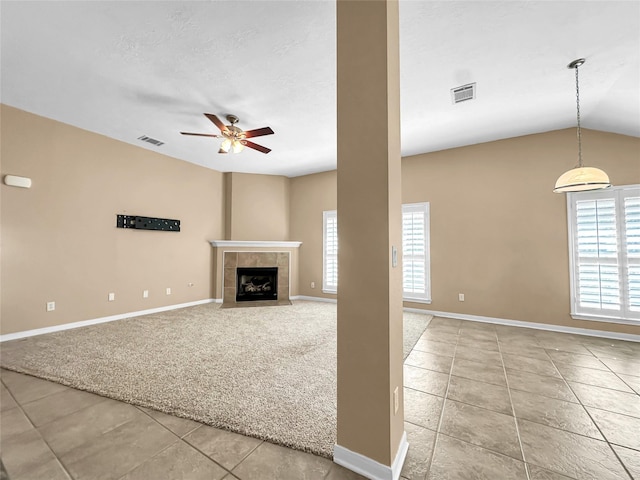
[210,241,302,308]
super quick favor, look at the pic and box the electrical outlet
[187,282,194,287]
[108,292,115,302]
[311,282,315,289]
[393,387,399,414]
[459,293,465,302]
[166,287,171,295]
[143,290,149,298]
[46,301,56,312]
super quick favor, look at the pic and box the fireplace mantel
[209,240,302,248]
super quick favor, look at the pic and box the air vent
[451,83,476,104]
[137,135,165,147]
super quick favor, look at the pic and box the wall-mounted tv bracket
[116,215,180,232]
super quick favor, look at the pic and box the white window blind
[567,185,640,323]
[322,205,431,302]
[402,203,431,302]
[323,210,338,292]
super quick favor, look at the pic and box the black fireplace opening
[236,267,278,302]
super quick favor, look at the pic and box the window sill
[570,313,640,326]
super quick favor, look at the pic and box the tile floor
[1,317,639,479]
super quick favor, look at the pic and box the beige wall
[224,172,290,241]
[289,170,337,299]
[290,128,640,335]
[1,105,225,335]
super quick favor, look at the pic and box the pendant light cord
[575,64,583,168]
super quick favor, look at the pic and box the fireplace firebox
[236,267,278,302]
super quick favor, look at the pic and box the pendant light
[553,58,611,193]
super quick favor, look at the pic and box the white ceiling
[2,1,638,177]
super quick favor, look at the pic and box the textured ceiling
[1,1,638,177]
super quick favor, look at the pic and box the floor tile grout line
[3,372,226,480]
[22,427,76,478]
[403,385,445,398]
[565,406,635,480]
[169,417,265,478]
[547,346,640,394]
[4,368,261,480]
[435,431,533,470]
[548,353,640,411]
[430,391,513,417]
[0,368,75,406]
[547,352,636,480]
[582,346,640,394]
[131,407,232,474]
[495,339,531,480]
[419,327,460,478]
[1,375,77,480]
[135,405,202,440]
[504,346,640,402]
[403,418,438,432]
[26,395,114,430]
[114,438,183,480]
[407,346,455,358]
[503,373,622,440]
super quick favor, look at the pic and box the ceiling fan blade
[242,140,271,154]
[243,126,274,138]
[204,113,229,133]
[180,132,221,138]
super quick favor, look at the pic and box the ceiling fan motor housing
[223,125,247,143]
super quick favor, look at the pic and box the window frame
[566,184,640,325]
[402,202,432,304]
[322,210,338,293]
[321,204,432,302]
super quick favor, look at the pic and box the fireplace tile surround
[210,241,301,308]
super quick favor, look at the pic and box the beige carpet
[0,300,431,458]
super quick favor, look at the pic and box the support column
[334,1,406,479]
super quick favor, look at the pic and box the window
[323,210,338,292]
[322,204,431,302]
[567,185,640,323]
[402,203,431,302]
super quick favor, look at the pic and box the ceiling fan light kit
[553,58,611,193]
[181,114,274,155]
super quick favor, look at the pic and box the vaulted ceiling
[2,1,638,177]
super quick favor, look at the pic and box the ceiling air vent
[137,135,165,147]
[451,83,476,104]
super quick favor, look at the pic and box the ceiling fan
[180,114,274,154]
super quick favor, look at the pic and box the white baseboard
[403,307,435,316]
[293,297,431,319]
[0,299,217,342]
[420,309,640,343]
[213,298,223,304]
[334,431,408,480]
[291,297,639,342]
[293,295,337,303]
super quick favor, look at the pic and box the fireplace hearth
[236,267,278,302]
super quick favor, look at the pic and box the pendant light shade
[554,59,611,193]
[553,166,611,193]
